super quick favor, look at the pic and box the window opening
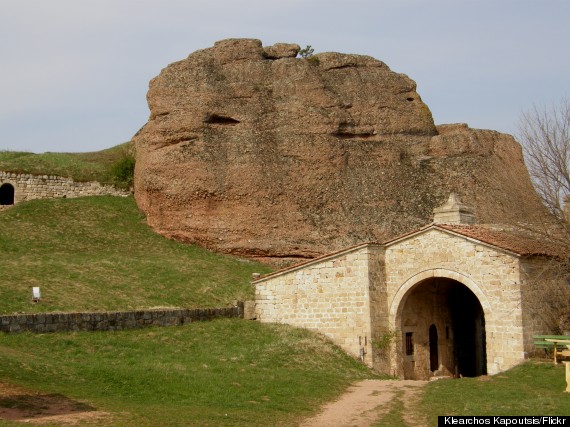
[405,332,414,355]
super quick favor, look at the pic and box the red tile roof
[252,223,569,283]
[430,224,569,258]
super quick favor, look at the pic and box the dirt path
[299,379,428,427]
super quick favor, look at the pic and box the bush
[111,154,135,189]
[299,45,315,58]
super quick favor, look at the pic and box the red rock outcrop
[133,38,548,263]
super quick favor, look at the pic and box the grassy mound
[0,143,134,187]
[0,196,271,314]
[0,319,377,426]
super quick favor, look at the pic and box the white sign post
[32,287,41,302]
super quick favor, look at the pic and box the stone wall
[0,171,130,204]
[366,245,389,373]
[255,244,382,366]
[0,306,242,334]
[385,228,524,376]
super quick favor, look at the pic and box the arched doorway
[449,284,487,378]
[0,183,14,205]
[398,277,487,380]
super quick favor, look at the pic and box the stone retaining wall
[0,306,243,334]
[0,171,130,204]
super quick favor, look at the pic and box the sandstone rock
[263,43,300,59]
[133,38,550,264]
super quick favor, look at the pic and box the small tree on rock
[298,45,315,59]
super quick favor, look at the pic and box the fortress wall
[0,306,243,334]
[0,171,130,204]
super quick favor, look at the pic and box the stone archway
[390,270,489,380]
[0,183,15,205]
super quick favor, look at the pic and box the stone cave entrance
[399,277,487,380]
[0,183,14,205]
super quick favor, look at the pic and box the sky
[1,0,569,153]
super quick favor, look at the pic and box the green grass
[420,362,570,425]
[0,196,272,314]
[0,319,376,426]
[0,143,133,186]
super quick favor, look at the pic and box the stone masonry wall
[365,245,390,373]
[255,245,380,366]
[0,171,130,204]
[385,228,524,376]
[0,306,242,334]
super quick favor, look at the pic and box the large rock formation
[133,38,549,263]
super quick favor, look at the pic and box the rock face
[133,38,549,263]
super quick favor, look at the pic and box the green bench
[533,335,570,365]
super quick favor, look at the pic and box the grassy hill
[0,196,272,314]
[0,143,134,187]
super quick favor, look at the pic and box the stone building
[254,194,568,379]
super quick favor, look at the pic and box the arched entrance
[0,183,15,205]
[397,277,487,380]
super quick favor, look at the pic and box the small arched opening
[0,183,15,205]
[397,277,487,380]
